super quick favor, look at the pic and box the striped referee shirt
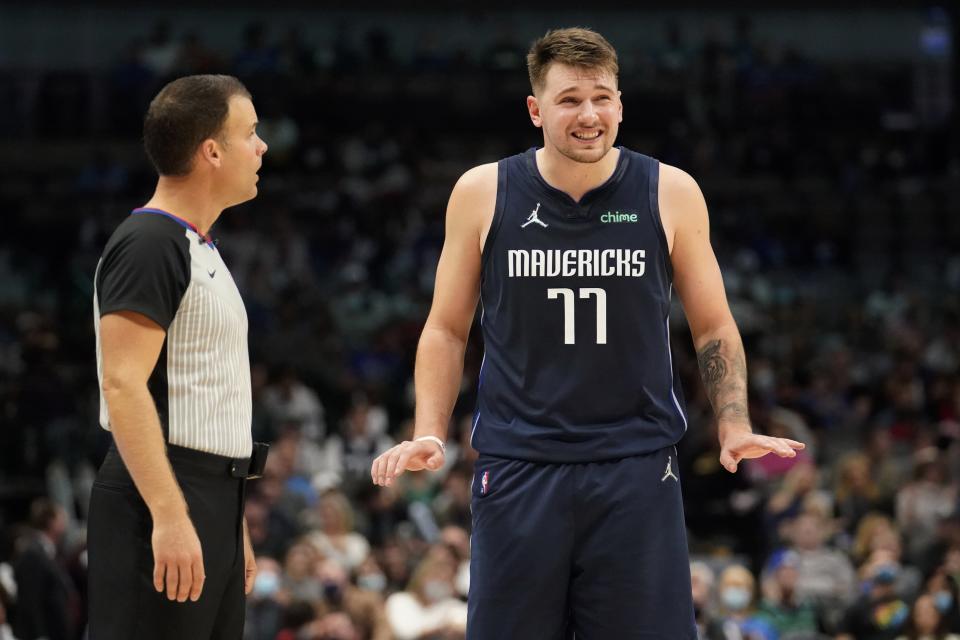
[93,208,252,458]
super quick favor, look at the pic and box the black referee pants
[88,442,246,639]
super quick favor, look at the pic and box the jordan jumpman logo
[661,455,678,482]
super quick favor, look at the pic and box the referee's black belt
[165,442,270,480]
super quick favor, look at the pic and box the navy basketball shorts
[468,446,697,640]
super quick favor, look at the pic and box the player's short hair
[526,27,619,95]
[143,74,251,176]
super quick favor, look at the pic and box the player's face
[528,63,622,164]
[217,95,267,206]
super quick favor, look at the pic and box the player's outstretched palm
[719,430,805,473]
[371,439,445,487]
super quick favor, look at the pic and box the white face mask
[721,586,751,611]
[253,571,280,598]
[357,573,387,592]
[423,579,453,603]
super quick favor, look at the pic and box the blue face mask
[874,564,899,584]
[935,591,953,613]
[722,586,751,611]
[254,571,280,598]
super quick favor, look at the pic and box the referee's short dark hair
[143,74,251,177]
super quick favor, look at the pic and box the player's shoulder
[658,162,702,196]
[453,162,499,194]
[446,163,499,232]
[657,163,709,231]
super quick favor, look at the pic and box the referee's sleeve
[97,225,191,330]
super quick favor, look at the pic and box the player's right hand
[371,439,445,487]
[151,514,205,602]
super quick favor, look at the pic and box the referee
[88,75,268,639]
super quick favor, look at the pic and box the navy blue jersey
[471,147,688,463]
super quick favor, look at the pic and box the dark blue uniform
[468,147,697,639]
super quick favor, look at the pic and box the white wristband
[414,435,446,454]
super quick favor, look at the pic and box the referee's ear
[198,138,222,170]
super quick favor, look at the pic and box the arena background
[0,3,957,639]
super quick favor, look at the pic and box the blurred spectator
[766,462,831,540]
[282,540,323,603]
[837,555,911,640]
[438,526,470,598]
[894,593,960,640]
[384,555,466,640]
[141,21,181,77]
[175,31,222,75]
[690,560,717,637]
[245,556,286,640]
[706,564,777,640]
[918,566,960,634]
[233,22,279,76]
[303,612,362,640]
[786,511,856,619]
[854,539,922,602]
[431,465,471,531]
[318,395,393,497]
[354,555,389,596]
[755,549,821,637]
[854,514,900,566]
[315,558,392,640]
[897,451,958,563]
[0,584,14,640]
[834,452,885,533]
[307,491,371,571]
[11,499,77,640]
[263,368,327,441]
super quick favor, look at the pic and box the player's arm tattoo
[696,339,749,423]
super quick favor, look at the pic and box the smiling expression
[528,63,622,164]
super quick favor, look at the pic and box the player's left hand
[719,429,805,473]
[242,517,256,595]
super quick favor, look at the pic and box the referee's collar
[132,208,215,249]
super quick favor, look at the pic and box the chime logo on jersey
[481,470,490,495]
[600,210,640,223]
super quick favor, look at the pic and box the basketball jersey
[471,147,688,463]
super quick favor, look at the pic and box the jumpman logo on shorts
[521,202,548,228]
[661,455,678,482]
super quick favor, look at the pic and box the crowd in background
[0,9,958,640]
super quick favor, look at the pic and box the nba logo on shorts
[481,470,490,495]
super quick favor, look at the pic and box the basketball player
[89,75,268,639]
[372,28,804,638]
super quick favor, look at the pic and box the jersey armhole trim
[646,156,674,282]
[479,161,508,277]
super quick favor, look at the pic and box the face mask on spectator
[721,586,751,611]
[357,573,387,592]
[424,579,453,603]
[935,590,953,613]
[874,563,899,584]
[254,571,280,598]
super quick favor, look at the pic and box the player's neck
[536,146,620,203]
[144,177,224,236]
